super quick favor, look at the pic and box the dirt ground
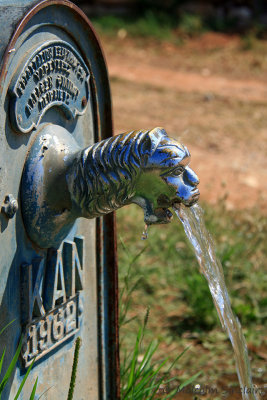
[97,31,267,399]
[99,32,267,213]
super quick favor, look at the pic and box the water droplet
[141,224,148,240]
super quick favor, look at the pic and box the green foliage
[119,240,202,397]
[0,327,82,400]
[182,273,218,329]
[178,13,204,36]
[118,201,267,327]
[120,309,201,399]
[128,12,173,40]
[29,379,38,400]
[67,337,81,400]
[117,200,266,383]
[0,323,37,400]
[241,33,257,50]
[92,12,173,41]
[92,11,205,41]
[119,238,148,328]
[91,8,266,40]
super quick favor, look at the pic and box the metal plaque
[0,1,119,399]
[10,41,90,133]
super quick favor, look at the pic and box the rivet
[1,194,18,219]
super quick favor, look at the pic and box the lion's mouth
[143,189,200,225]
[184,190,200,207]
[145,207,173,225]
[155,207,173,223]
[173,189,200,208]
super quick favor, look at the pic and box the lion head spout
[67,127,200,225]
[21,125,199,248]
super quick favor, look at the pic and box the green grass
[0,323,38,400]
[67,337,81,400]
[120,307,202,399]
[91,11,208,43]
[178,13,204,36]
[91,12,174,41]
[0,325,81,399]
[118,200,267,386]
[91,11,267,43]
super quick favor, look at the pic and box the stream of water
[175,204,259,400]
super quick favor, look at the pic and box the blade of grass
[0,320,15,336]
[0,351,5,376]
[126,327,142,391]
[166,346,190,373]
[67,337,81,400]
[121,316,137,326]
[29,378,38,400]
[14,358,36,400]
[0,337,23,395]
[136,340,158,375]
[129,246,148,268]
[178,371,202,391]
[133,358,169,396]
[130,357,169,397]
[161,387,181,399]
[38,385,54,399]
[118,235,129,256]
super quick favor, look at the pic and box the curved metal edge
[0,0,109,87]
[97,213,120,400]
[0,2,120,399]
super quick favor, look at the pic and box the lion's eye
[169,167,184,177]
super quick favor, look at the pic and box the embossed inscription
[21,236,84,366]
[22,296,80,367]
[10,41,90,133]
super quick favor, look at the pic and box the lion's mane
[67,128,186,218]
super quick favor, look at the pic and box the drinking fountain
[0,1,199,399]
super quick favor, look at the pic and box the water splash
[141,224,149,240]
[174,203,259,400]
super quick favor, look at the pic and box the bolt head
[1,194,18,219]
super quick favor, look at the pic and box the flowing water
[175,204,259,400]
[141,224,149,240]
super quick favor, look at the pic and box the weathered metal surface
[21,124,81,249]
[0,1,41,69]
[20,236,84,367]
[10,41,90,133]
[96,212,120,399]
[0,1,119,399]
[20,125,199,250]
[66,128,199,223]
[1,194,18,219]
[0,1,200,399]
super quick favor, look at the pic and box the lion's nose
[184,167,199,187]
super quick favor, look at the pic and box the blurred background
[74,1,267,399]
[75,0,267,33]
